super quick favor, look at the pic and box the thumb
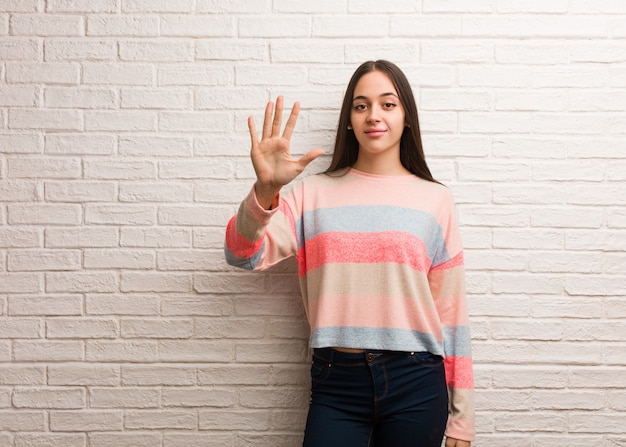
[297,148,324,169]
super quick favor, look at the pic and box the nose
[366,105,382,123]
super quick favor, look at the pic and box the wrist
[254,182,281,210]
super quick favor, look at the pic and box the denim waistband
[313,347,418,365]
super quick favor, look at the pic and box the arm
[224,97,323,270]
[429,194,475,442]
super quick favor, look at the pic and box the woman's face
[349,70,406,172]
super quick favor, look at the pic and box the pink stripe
[431,251,464,271]
[444,356,474,389]
[225,217,264,258]
[299,231,432,275]
[308,294,442,336]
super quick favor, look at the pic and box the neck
[352,152,409,176]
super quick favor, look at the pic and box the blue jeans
[303,348,448,447]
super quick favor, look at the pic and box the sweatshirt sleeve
[428,192,475,441]
[224,186,298,271]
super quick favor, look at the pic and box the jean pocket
[410,351,444,367]
[310,355,332,382]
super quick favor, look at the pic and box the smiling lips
[365,128,387,137]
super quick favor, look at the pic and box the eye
[353,104,367,111]
[383,102,397,109]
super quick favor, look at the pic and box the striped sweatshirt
[224,168,475,441]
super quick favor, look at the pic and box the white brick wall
[0,1,625,445]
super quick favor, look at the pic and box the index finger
[248,116,259,148]
[282,101,300,141]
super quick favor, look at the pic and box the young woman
[225,60,475,446]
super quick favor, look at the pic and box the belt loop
[327,347,334,367]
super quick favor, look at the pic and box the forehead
[353,70,398,98]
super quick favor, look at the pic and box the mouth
[365,128,387,137]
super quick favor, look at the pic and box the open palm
[248,96,323,207]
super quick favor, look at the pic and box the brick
[0,133,42,154]
[45,227,118,248]
[0,273,42,293]
[160,15,235,37]
[121,318,193,338]
[493,273,562,294]
[8,156,81,179]
[0,318,42,339]
[0,412,46,431]
[9,109,82,131]
[158,111,232,132]
[119,182,194,202]
[161,387,235,407]
[46,0,118,13]
[390,16,461,37]
[45,181,116,202]
[10,14,84,36]
[0,180,38,201]
[157,249,222,271]
[495,412,567,432]
[0,85,38,106]
[123,0,194,13]
[0,38,40,60]
[122,366,197,386]
[120,272,192,293]
[422,41,494,63]
[83,249,156,269]
[45,133,115,155]
[13,340,84,362]
[195,318,265,339]
[161,296,233,317]
[8,295,83,316]
[83,160,155,180]
[90,388,160,409]
[85,294,160,316]
[48,364,120,386]
[463,16,607,38]
[273,0,347,13]
[197,0,271,13]
[158,205,232,226]
[45,38,118,61]
[125,410,197,429]
[569,412,625,433]
[8,249,81,271]
[164,433,234,447]
[86,15,159,36]
[158,340,232,362]
[86,341,158,362]
[46,318,118,339]
[195,39,265,61]
[236,65,308,86]
[44,87,117,109]
[89,433,162,447]
[14,434,86,447]
[199,410,270,431]
[12,387,86,409]
[120,228,191,248]
[85,110,157,132]
[50,410,123,432]
[46,272,117,293]
[119,135,193,157]
[0,365,46,385]
[121,88,192,109]
[1,0,39,12]
[83,63,154,86]
[239,16,311,38]
[85,204,156,225]
[423,0,494,12]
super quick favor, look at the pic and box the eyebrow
[353,92,399,101]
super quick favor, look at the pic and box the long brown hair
[326,60,438,183]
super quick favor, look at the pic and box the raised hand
[248,96,324,209]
